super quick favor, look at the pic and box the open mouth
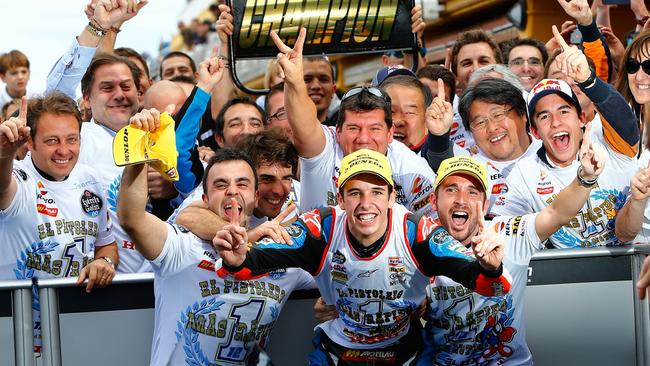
[309,94,324,103]
[393,132,406,142]
[53,158,70,165]
[551,131,570,150]
[224,203,242,220]
[356,213,377,223]
[451,211,468,226]
[489,133,506,144]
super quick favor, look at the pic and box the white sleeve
[0,168,33,220]
[292,268,318,291]
[491,214,543,266]
[491,165,534,216]
[93,208,115,246]
[150,224,196,276]
[166,187,204,224]
[299,125,337,212]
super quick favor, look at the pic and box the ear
[531,124,541,140]
[388,187,396,208]
[482,197,489,213]
[26,137,34,152]
[0,73,5,82]
[202,192,208,204]
[381,55,390,67]
[429,192,437,212]
[215,134,225,148]
[387,124,394,144]
[82,94,91,109]
[578,111,587,129]
[337,191,344,208]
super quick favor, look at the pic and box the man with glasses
[493,28,639,248]
[503,39,548,92]
[272,29,437,217]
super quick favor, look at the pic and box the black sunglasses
[626,58,650,75]
[341,86,387,102]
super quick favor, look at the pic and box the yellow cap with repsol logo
[338,149,394,191]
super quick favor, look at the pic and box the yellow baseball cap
[434,156,488,192]
[112,112,179,181]
[338,149,394,191]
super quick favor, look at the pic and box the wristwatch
[577,167,598,188]
[86,21,107,38]
[100,256,116,270]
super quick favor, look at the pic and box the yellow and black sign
[230,0,416,59]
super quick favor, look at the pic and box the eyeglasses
[469,106,514,131]
[268,108,287,122]
[626,58,650,75]
[341,86,387,102]
[509,57,542,67]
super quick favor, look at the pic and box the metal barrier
[0,279,34,366]
[25,245,650,366]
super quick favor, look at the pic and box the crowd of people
[1,0,650,364]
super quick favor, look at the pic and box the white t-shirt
[492,131,636,248]
[150,224,315,366]
[300,125,436,217]
[0,157,114,349]
[631,150,650,244]
[80,121,151,272]
[420,214,542,366]
[450,97,475,149]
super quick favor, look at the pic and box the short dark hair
[264,82,285,116]
[458,78,527,131]
[336,89,392,129]
[503,38,549,66]
[451,30,502,75]
[202,149,258,193]
[115,47,150,79]
[169,74,197,86]
[379,74,433,107]
[304,55,335,80]
[214,96,266,139]
[416,64,456,103]
[236,128,298,170]
[81,53,141,98]
[160,51,197,79]
[27,92,81,139]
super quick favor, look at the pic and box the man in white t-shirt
[117,147,315,365]
[0,93,118,350]
[493,28,640,248]
[272,29,437,217]
[420,142,605,365]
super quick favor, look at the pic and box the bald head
[143,80,187,113]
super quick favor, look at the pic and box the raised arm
[615,159,650,242]
[0,97,29,210]
[422,78,455,170]
[271,28,326,158]
[210,4,238,118]
[535,122,607,241]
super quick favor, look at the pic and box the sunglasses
[626,58,650,75]
[341,86,387,102]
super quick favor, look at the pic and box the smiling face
[303,59,336,120]
[627,44,650,105]
[216,103,265,148]
[28,113,80,181]
[83,63,139,131]
[202,160,258,226]
[338,173,395,246]
[531,94,586,167]
[254,162,293,219]
[336,109,393,156]
[508,45,544,92]
[455,42,497,93]
[383,84,426,149]
[431,174,487,245]
[468,100,529,161]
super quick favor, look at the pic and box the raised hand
[197,46,227,92]
[411,5,425,38]
[551,25,591,83]
[545,22,576,52]
[129,104,175,132]
[470,201,505,272]
[247,204,296,245]
[556,0,593,26]
[213,197,249,267]
[630,159,650,202]
[578,122,607,181]
[425,78,454,136]
[0,96,30,157]
[215,4,234,45]
[270,27,307,85]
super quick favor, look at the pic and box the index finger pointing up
[437,78,446,100]
[18,96,28,122]
[552,25,570,51]
[475,200,485,233]
[230,197,240,226]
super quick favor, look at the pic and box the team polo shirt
[420,214,542,366]
[300,125,436,217]
[150,224,315,365]
[80,121,151,272]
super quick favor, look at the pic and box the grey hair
[468,64,523,91]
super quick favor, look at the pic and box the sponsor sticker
[80,190,103,217]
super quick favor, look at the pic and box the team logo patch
[412,177,423,194]
[13,168,27,181]
[537,186,554,195]
[80,190,103,217]
[331,263,348,284]
[492,183,507,195]
[285,223,304,238]
[332,250,346,264]
[269,268,287,280]
[36,181,58,217]
[357,268,378,278]
[197,259,215,272]
[300,209,322,237]
[341,349,396,362]
[416,216,439,242]
[537,170,554,196]
[432,229,453,245]
[388,257,407,285]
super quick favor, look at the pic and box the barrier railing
[13,245,650,366]
[0,279,34,366]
